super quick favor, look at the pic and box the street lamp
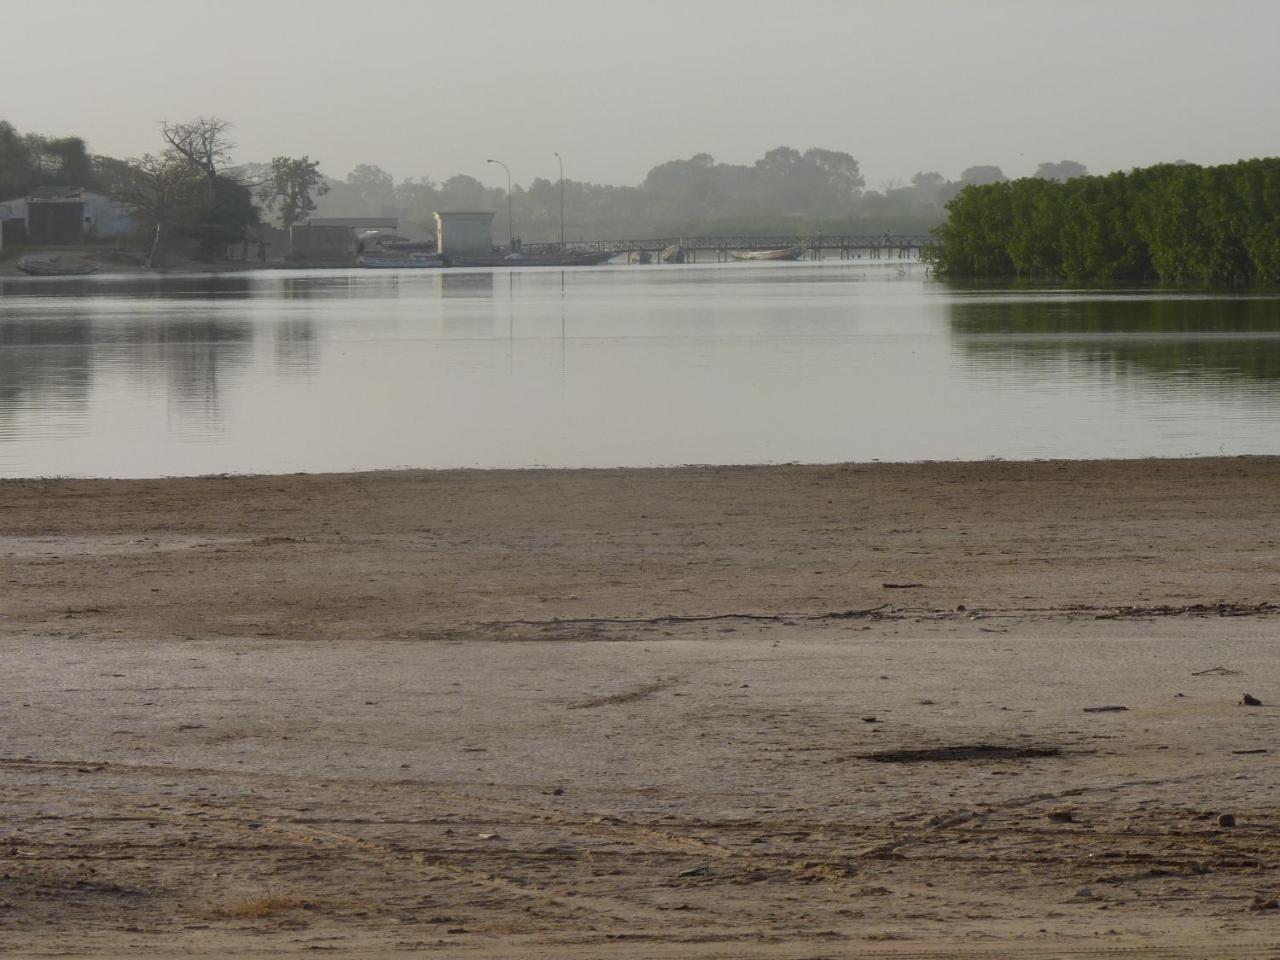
[554,152,565,252]
[486,158,513,253]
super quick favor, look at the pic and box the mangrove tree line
[929,158,1280,284]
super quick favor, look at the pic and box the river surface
[2,260,1279,478]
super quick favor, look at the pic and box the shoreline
[0,255,358,277]
[4,450,1276,483]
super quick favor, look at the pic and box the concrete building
[288,224,355,260]
[0,188,134,245]
[434,211,495,257]
[0,201,24,252]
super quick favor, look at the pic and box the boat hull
[15,256,100,276]
[451,252,615,268]
[730,247,805,262]
[357,254,448,269]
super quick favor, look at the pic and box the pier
[521,234,934,261]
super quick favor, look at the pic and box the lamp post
[486,158,513,253]
[554,152,565,252]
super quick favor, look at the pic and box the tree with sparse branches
[258,156,329,228]
[113,153,200,267]
[162,116,235,200]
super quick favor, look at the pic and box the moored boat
[451,251,615,268]
[730,246,805,262]
[358,252,449,269]
[16,255,100,277]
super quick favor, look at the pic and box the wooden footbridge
[521,234,934,261]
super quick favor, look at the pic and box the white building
[434,211,495,257]
[0,188,135,244]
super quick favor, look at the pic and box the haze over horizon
[7,0,1280,190]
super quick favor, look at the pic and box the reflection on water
[1,264,1279,477]
[949,291,1280,385]
[273,320,318,370]
[439,272,495,298]
[0,296,260,441]
[0,315,93,440]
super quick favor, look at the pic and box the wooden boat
[562,251,616,266]
[730,247,805,262]
[358,253,449,269]
[16,255,100,277]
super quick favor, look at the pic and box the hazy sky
[7,0,1279,190]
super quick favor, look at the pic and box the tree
[178,175,260,258]
[803,148,865,197]
[753,147,866,217]
[959,165,1008,186]
[113,153,199,267]
[931,181,1015,277]
[0,125,104,198]
[259,156,329,228]
[0,121,36,198]
[90,154,134,196]
[1033,160,1088,182]
[930,158,1280,282]
[162,116,235,200]
[24,135,93,187]
[345,163,396,216]
[754,146,803,177]
[436,173,496,210]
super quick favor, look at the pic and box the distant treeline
[930,159,1280,284]
[308,155,1083,242]
[0,121,119,198]
[8,115,1133,253]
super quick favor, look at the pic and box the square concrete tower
[434,211,496,257]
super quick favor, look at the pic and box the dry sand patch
[0,459,1278,956]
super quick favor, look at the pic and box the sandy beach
[2,457,1279,958]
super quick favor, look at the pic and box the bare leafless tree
[113,153,198,267]
[161,116,235,200]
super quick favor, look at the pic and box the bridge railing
[520,235,936,257]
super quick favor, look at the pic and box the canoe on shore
[16,255,101,276]
[730,247,805,262]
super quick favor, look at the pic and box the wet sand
[2,458,1279,958]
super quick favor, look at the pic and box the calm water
[2,261,1279,478]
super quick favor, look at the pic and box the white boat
[730,247,805,262]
